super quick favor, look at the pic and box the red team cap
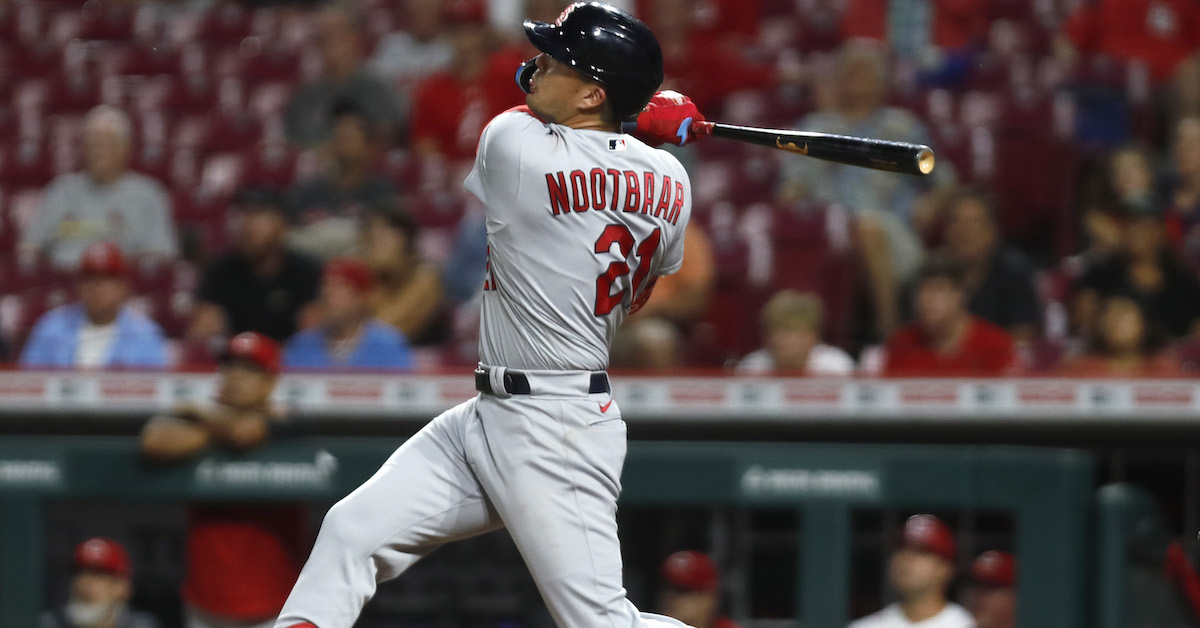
[74,537,132,578]
[78,242,130,277]
[222,331,282,375]
[662,550,720,592]
[324,257,374,294]
[968,550,1016,587]
[900,514,957,562]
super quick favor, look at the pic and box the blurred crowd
[3,0,1200,376]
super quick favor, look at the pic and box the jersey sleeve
[463,108,545,223]
[657,162,691,276]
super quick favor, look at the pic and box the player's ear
[577,82,608,114]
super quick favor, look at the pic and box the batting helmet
[517,2,664,122]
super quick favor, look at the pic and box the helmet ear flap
[516,58,538,94]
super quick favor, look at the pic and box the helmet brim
[523,20,601,84]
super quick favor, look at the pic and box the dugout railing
[0,437,1092,628]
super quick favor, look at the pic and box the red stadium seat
[116,41,181,76]
[0,140,55,188]
[234,40,302,83]
[239,140,298,188]
[43,73,102,115]
[76,1,135,41]
[8,40,63,81]
[161,73,221,116]
[195,4,253,43]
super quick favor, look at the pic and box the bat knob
[917,148,935,175]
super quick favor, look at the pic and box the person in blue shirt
[283,257,413,370]
[20,241,168,369]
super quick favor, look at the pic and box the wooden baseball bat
[699,122,935,176]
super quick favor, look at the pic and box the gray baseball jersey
[274,107,694,628]
[466,107,690,371]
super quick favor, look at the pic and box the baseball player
[659,551,741,628]
[41,537,160,628]
[141,332,306,628]
[961,551,1015,628]
[274,3,707,628]
[848,514,974,628]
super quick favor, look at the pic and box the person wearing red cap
[659,551,740,628]
[140,332,307,628]
[20,241,168,369]
[282,257,413,370]
[42,537,160,628]
[961,551,1015,628]
[848,514,974,628]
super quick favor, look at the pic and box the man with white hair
[21,105,177,270]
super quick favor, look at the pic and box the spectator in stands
[20,105,177,270]
[840,0,988,86]
[779,41,954,338]
[283,257,413,370]
[21,242,167,369]
[1080,146,1161,273]
[1062,293,1179,375]
[189,187,321,346]
[1164,117,1200,273]
[289,100,397,260]
[1073,202,1200,341]
[658,550,740,628]
[42,537,160,628]
[962,551,1016,628]
[849,514,972,628]
[369,0,454,126]
[360,201,444,345]
[409,0,525,163]
[631,223,715,327]
[884,254,1017,376]
[283,3,399,147]
[736,290,856,375]
[140,333,306,628]
[1056,0,1200,87]
[941,188,1041,342]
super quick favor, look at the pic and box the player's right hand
[622,91,709,147]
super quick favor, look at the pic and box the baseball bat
[700,122,935,176]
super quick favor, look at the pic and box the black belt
[474,366,610,396]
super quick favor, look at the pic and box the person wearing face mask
[41,537,160,628]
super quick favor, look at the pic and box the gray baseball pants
[274,372,691,628]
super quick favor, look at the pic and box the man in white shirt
[848,514,975,628]
[21,105,177,270]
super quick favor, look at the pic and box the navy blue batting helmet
[517,2,664,122]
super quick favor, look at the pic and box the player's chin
[526,100,555,123]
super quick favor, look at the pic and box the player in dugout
[848,514,974,628]
[961,551,1015,628]
[140,332,307,628]
[42,537,160,628]
[659,550,741,628]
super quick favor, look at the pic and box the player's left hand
[622,91,709,147]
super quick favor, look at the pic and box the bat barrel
[710,124,935,176]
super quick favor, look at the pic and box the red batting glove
[622,91,710,147]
